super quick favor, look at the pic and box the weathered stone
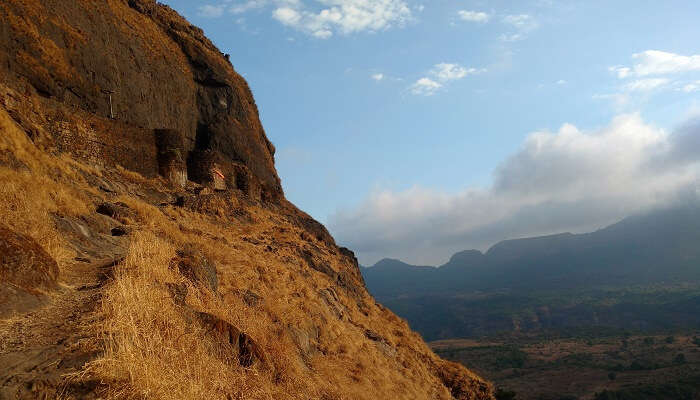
[241,289,262,307]
[166,282,189,306]
[162,281,264,368]
[289,324,320,361]
[364,329,396,359]
[196,311,264,367]
[155,129,187,188]
[318,288,345,320]
[171,244,218,292]
[96,202,134,225]
[0,225,59,317]
[0,225,59,291]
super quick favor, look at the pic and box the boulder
[96,202,135,225]
[196,311,264,367]
[0,225,59,317]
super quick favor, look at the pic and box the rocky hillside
[0,0,492,399]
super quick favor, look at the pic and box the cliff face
[0,0,281,199]
[0,1,493,399]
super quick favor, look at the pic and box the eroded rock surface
[0,225,59,317]
[0,0,281,199]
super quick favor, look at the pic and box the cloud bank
[329,114,700,265]
[272,0,412,38]
[199,0,413,38]
[626,50,700,77]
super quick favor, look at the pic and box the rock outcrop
[0,225,59,317]
[0,0,281,199]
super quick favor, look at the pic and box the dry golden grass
[0,99,492,399]
[77,196,466,399]
[0,168,76,267]
[87,232,255,399]
[0,107,95,267]
[86,228,322,400]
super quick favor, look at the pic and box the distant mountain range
[361,203,700,340]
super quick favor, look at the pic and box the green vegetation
[433,332,700,400]
[594,375,700,400]
[436,345,528,370]
[495,388,517,400]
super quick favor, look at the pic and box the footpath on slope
[0,240,126,398]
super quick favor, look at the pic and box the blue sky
[162,0,700,265]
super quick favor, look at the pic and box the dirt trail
[0,257,123,399]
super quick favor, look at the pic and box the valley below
[386,284,700,399]
[362,205,700,399]
[432,331,700,400]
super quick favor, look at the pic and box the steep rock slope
[0,0,280,199]
[0,1,492,399]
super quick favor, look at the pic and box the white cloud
[623,78,669,92]
[272,7,302,25]
[230,0,268,14]
[329,114,700,265]
[197,4,227,18]
[631,50,700,76]
[431,63,468,81]
[457,10,490,23]
[500,14,538,41]
[556,79,567,85]
[371,73,385,81]
[611,51,700,79]
[609,66,631,79]
[271,0,412,39]
[312,29,333,39]
[409,63,484,96]
[679,81,700,93]
[502,14,537,29]
[433,63,485,81]
[409,78,442,96]
[198,0,411,38]
[600,52,700,109]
